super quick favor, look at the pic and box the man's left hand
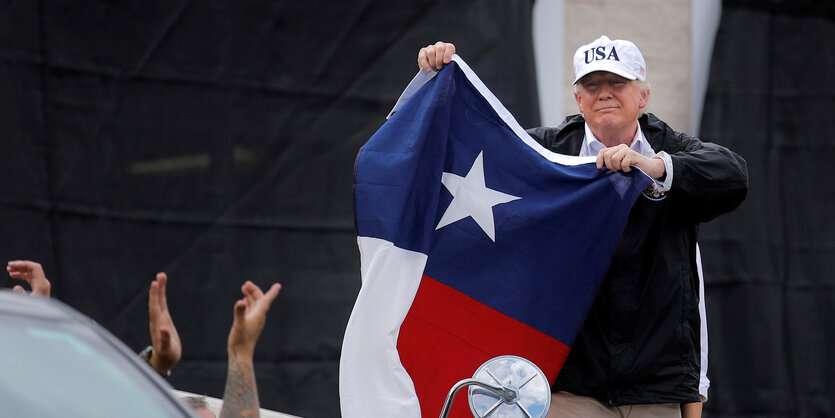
[596,144,666,179]
[7,260,51,297]
[148,272,182,375]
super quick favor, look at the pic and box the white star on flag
[436,151,520,241]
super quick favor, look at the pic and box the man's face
[573,71,648,135]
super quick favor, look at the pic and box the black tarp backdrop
[699,1,835,417]
[0,1,538,416]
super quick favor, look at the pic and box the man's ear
[639,88,650,109]
[574,91,583,113]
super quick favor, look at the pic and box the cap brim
[573,64,638,84]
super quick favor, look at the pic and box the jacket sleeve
[667,133,749,223]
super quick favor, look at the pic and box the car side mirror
[439,355,551,418]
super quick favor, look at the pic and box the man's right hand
[227,281,281,359]
[418,41,456,72]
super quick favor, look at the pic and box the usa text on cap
[573,35,647,84]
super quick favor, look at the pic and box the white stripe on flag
[339,237,427,418]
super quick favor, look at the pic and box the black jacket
[527,113,748,406]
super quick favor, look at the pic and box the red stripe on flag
[397,275,570,417]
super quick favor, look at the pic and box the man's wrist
[645,156,665,179]
[228,345,256,363]
[139,345,172,377]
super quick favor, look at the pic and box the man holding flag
[417,37,748,417]
[342,35,746,417]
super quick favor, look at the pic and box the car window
[0,316,191,417]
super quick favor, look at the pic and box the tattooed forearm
[219,350,260,418]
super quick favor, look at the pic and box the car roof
[0,289,81,321]
[0,289,197,417]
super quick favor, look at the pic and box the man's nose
[598,84,613,99]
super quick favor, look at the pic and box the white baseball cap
[572,35,646,84]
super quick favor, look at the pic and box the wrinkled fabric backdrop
[699,1,834,416]
[0,0,831,417]
[0,1,537,417]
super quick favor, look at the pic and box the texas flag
[340,56,651,418]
